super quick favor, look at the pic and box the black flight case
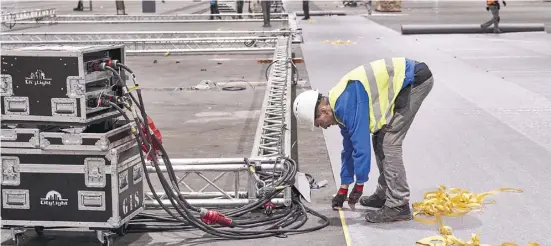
[1,44,145,246]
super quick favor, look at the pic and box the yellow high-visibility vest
[328,57,406,133]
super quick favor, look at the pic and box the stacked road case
[1,45,145,246]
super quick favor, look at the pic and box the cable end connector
[257,186,286,199]
[263,201,275,216]
[99,59,120,71]
[86,94,117,108]
[140,116,163,161]
[199,208,234,228]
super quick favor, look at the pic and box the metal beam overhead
[1,37,278,55]
[7,13,288,24]
[0,30,291,41]
[1,8,56,23]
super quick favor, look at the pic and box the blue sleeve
[403,58,416,88]
[339,125,355,185]
[341,100,372,184]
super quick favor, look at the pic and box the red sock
[354,184,364,192]
[338,187,348,195]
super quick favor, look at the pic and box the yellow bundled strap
[413,185,539,246]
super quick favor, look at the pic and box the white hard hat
[293,89,320,129]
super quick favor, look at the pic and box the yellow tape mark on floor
[322,40,357,45]
[338,209,352,246]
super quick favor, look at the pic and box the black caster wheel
[14,233,23,246]
[113,223,128,236]
[101,236,114,246]
[34,226,44,236]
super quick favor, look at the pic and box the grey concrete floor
[299,11,550,246]
[367,1,551,34]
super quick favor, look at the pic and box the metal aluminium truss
[8,13,288,24]
[1,36,278,54]
[251,36,294,206]
[1,8,57,29]
[1,8,56,23]
[143,157,286,208]
[217,2,237,13]
[287,13,303,43]
[142,37,295,209]
[0,30,291,42]
[251,36,292,158]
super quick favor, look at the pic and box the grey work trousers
[373,75,434,208]
[481,5,500,32]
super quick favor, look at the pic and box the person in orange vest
[481,0,506,33]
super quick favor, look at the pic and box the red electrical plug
[140,116,163,161]
[263,201,275,216]
[199,208,234,228]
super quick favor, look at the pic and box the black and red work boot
[359,194,386,209]
[364,204,412,223]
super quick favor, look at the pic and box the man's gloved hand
[486,6,489,11]
[503,1,506,6]
[347,184,363,210]
[332,187,348,210]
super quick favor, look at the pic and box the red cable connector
[263,201,275,216]
[140,116,163,161]
[199,208,234,227]
[101,59,119,70]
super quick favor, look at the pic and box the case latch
[133,165,143,185]
[95,138,110,151]
[51,98,77,116]
[1,156,20,186]
[78,191,106,211]
[119,170,129,193]
[1,74,13,96]
[3,97,30,115]
[66,76,86,98]
[84,158,106,188]
[0,129,17,141]
[2,189,30,209]
[62,133,83,145]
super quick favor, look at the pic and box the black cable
[104,63,330,239]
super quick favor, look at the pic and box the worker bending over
[293,57,433,223]
[481,0,506,33]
